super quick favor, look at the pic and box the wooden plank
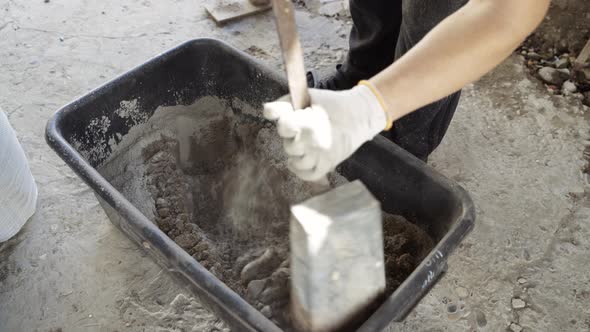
[205,0,271,25]
[574,39,590,70]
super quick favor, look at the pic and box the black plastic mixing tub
[46,39,475,331]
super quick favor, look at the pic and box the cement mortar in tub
[96,95,435,330]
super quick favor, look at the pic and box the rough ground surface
[0,1,589,331]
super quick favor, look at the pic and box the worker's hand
[263,85,388,181]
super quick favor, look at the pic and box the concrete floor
[1,1,589,331]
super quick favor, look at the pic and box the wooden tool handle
[271,0,311,110]
[271,0,330,191]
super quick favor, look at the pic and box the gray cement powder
[98,96,433,329]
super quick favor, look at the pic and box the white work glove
[263,84,390,181]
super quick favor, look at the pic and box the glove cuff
[357,80,392,131]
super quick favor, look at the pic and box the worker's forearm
[371,0,549,122]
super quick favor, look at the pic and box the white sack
[0,109,37,242]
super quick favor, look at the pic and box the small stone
[200,260,211,269]
[193,250,209,261]
[447,304,457,313]
[174,219,186,232]
[526,52,542,61]
[158,221,172,233]
[573,93,584,100]
[537,67,569,86]
[557,68,570,76]
[44,0,50,3]
[193,242,208,252]
[319,1,345,16]
[562,81,577,93]
[475,310,487,327]
[247,279,268,300]
[554,57,569,69]
[240,248,282,285]
[259,286,289,303]
[156,198,168,208]
[174,233,199,250]
[511,297,526,309]
[157,208,170,217]
[234,249,265,275]
[509,322,523,332]
[59,36,64,42]
[269,268,290,288]
[517,277,527,284]
[260,305,272,318]
[456,286,469,299]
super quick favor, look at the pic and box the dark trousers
[344,0,467,161]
